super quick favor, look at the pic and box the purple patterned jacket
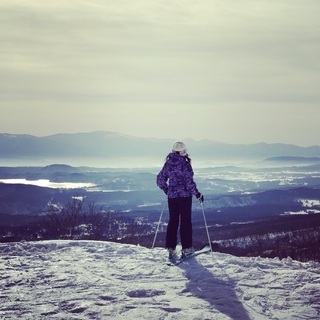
[156,152,199,198]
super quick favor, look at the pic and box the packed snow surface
[1,240,319,319]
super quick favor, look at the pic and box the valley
[1,163,320,262]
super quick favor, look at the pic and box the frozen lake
[0,179,96,189]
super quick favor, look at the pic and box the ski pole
[200,201,213,256]
[151,201,166,248]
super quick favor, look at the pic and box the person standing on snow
[156,141,204,259]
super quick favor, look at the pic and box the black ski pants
[166,196,193,250]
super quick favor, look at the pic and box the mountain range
[1,131,320,167]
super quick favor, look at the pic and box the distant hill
[264,156,320,163]
[1,131,320,167]
[41,164,80,173]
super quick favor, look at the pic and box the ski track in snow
[0,240,320,320]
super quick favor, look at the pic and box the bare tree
[38,197,114,240]
[38,203,65,239]
[83,201,112,240]
[61,197,84,238]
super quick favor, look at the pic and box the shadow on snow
[178,258,251,320]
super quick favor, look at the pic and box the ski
[167,246,211,266]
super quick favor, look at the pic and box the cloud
[1,0,319,103]
[1,1,320,146]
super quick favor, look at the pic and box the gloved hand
[196,192,204,203]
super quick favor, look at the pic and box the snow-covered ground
[1,240,319,320]
[299,199,320,208]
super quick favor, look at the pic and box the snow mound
[1,240,319,319]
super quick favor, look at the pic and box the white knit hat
[172,141,187,156]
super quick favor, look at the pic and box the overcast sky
[1,0,319,146]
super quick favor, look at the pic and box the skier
[157,141,204,260]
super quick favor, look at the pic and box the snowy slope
[1,240,319,320]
